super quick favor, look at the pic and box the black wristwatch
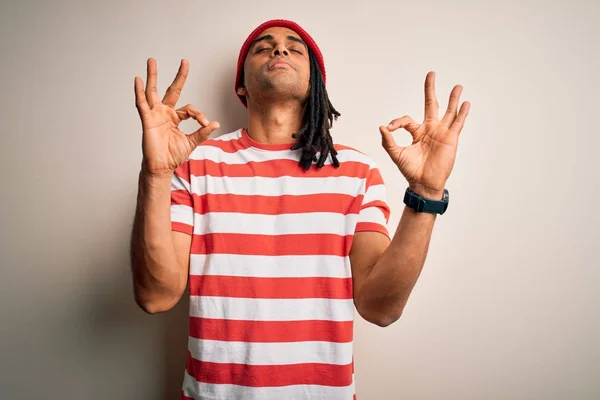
[403,187,449,215]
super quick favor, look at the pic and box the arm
[130,167,191,314]
[130,57,220,314]
[353,70,470,327]
[351,188,442,327]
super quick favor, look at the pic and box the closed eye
[255,47,302,54]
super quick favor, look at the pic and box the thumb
[189,121,220,147]
[379,125,405,165]
[379,125,405,153]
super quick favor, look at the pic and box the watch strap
[404,187,449,215]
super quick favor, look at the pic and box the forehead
[256,26,301,39]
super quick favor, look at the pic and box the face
[238,27,311,105]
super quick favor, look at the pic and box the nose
[271,42,289,57]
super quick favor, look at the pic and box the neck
[245,98,305,145]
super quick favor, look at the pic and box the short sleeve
[170,160,194,235]
[355,160,391,240]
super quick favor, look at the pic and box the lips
[269,59,292,69]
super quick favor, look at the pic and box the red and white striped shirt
[170,128,390,400]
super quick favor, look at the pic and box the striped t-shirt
[170,128,391,400]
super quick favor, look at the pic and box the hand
[134,58,220,176]
[379,71,470,199]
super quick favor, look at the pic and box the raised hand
[134,58,220,176]
[378,71,470,199]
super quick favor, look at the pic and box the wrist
[408,184,445,200]
[140,160,175,181]
[139,167,173,193]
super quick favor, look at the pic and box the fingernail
[202,118,209,125]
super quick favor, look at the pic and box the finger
[441,85,463,126]
[176,104,209,126]
[162,59,189,108]
[134,76,150,115]
[386,115,420,139]
[145,58,160,108]
[424,71,439,121]
[448,101,470,136]
[189,121,220,147]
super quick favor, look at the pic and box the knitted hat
[234,19,326,107]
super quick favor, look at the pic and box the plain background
[1,0,599,399]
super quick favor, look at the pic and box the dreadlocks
[290,48,341,170]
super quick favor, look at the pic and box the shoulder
[332,142,378,169]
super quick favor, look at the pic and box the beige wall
[1,0,599,399]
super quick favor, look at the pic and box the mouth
[269,60,292,70]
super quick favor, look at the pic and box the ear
[237,86,247,96]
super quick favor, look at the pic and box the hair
[290,48,341,170]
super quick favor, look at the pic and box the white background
[1,0,598,398]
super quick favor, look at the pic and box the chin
[259,78,307,101]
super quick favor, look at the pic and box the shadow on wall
[163,289,189,400]
[162,63,247,399]
[74,62,248,400]
[216,63,248,136]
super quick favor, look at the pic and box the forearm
[359,188,441,325]
[130,167,182,311]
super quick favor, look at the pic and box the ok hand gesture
[379,71,470,199]
[134,58,220,176]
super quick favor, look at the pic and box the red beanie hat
[234,19,326,107]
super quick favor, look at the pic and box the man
[131,19,469,400]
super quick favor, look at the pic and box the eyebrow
[251,34,307,50]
